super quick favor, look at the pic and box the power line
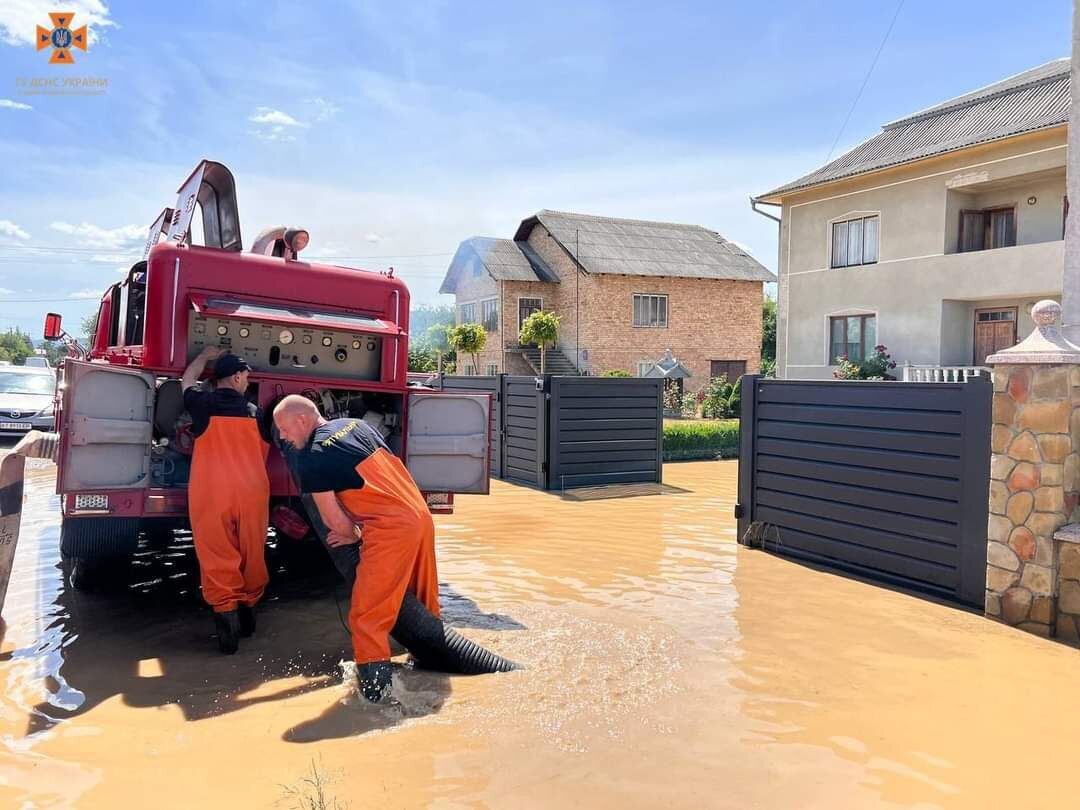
[824,0,905,164]
[0,243,455,260]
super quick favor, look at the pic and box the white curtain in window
[863,218,879,264]
[832,221,848,267]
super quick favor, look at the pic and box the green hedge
[663,419,740,461]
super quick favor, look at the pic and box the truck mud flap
[61,516,140,559]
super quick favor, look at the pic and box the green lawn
[662,419,739,461]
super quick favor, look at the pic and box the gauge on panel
[238,327,250,338]
[302,334,312,345]
[279,329,295,345]
[351,339,362,350]
[322,335,333,347]
[216,324,229,336]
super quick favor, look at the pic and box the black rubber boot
[357,661,393,703]
[238,604,256,638]
[214,610,241,655]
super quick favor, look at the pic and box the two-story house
[753,58,1069,380]
[439,210,775,381]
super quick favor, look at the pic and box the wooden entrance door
[974,308,1017,365]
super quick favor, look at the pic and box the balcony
[902,364,989,383]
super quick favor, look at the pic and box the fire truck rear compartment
[149,380,403,489]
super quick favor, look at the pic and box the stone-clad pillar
[986,300,1080,638]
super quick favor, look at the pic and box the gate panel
[502,376,545,488]
[737,375,991,607]
[548,377,663,489]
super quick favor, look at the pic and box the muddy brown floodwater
[2,459,1080,808]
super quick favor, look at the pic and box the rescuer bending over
[181,347,271,654]
[272,395,441,703]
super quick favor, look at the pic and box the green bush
[698,375,742,419]
[663,419,740,461]
[833,345,897,381]
[601,369,632,377]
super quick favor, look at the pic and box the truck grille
[74,494,109,511]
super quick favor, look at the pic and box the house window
[481,298,498,332]
[464,364,476,376]
[829,314,876,364]
[831,216,879,268]
[458,302,476,324]
[485,363,498,376]
[633,294,668,327]
[637,360,655,377]
[959,206,1016,252]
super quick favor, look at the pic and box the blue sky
[0,0,1071,336]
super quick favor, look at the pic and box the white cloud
[49,220,143,249]
[91,252,137,263]
[0,0,118,48]
[365,233,382,243]
[249,107,305,127]
[68,289,101,299]
[0,99,31,111]
[0,219,30,240]
[0,287,13,295]
[308,97,341,122]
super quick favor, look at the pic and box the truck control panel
[187,314,382,380]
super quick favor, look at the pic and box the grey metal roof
[439,236,558,294]
[642,349,693,379]
[514,210,775,282]
[757,58,1070,201]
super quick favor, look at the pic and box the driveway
[0,460,1077,808]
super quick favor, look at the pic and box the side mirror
[44,312,63,342]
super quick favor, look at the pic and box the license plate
[0,422,31,430]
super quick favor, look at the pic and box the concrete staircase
[514,345,580,375]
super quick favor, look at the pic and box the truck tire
[60,516,140,560]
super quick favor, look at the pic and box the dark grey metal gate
[502,376,546,487]
[547,377,663,489]
[438,375,502,479]
[736,375,991,607]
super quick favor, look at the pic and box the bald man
[273,395,440,702]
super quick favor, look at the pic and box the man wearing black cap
[181,347,270,654]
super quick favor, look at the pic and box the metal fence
[736,375,991,607]
[432,374,663,490]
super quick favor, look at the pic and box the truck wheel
[60,516,140,559]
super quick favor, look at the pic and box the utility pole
[1062,0,1080,344]
[576,228,580,374]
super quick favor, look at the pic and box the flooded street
[2,458,1079,808]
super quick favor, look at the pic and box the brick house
[438,210,775,383]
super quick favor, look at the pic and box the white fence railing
[901,364,990,383]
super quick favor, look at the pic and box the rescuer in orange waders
[273,395,439,703]
[182,348,271,654]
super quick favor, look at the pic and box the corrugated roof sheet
[757,58,1070,201]
[515,210,775,282]
[439,237,558,294]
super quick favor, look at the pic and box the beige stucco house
[754,58,1069,380]
[439,210,775,382]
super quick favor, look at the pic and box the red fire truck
[43,160,490,568]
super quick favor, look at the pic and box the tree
[410,304,455,337]
[762,297,776,364]
[518,310,560,374]
[0,329,35,365]
[426,322,451,374]
[81,311,100,343]
[43,341,68,366]
[448,323,487,374]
